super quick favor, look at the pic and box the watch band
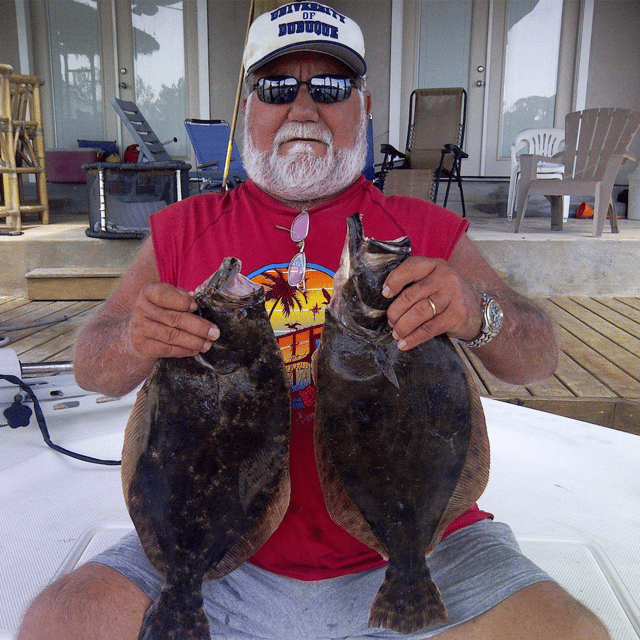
[458,293,503,349]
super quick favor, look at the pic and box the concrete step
[26,268,123,301]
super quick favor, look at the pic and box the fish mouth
[330,214,411,333]
[195,258,261,304]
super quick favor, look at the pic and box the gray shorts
[90,519,552,639]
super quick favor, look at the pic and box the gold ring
[428,297,437,316]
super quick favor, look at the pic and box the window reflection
[131,1,187,157]
[500,0,563,157]
[48,0,102,148]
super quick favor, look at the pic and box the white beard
[243,92,368,203]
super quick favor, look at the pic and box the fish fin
[121,372,168,576]
[368,564,448,633]
[426,350,491,555]
[121,377,153,511]
[138,582,209,640]
[313,402,387,558]
[193,352,241,375]
[193,353,216,371]
[204,466,291,580]
[373,346,399,389]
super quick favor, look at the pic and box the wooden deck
[2,295,639,435]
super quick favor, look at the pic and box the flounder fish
[314,214,490,634]
[121,257,291,640]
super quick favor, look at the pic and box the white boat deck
[0,355,639,639]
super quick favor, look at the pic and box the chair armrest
[443,144,469,159]
[518,154,539,181]
[197,161,220,170]
[379,143,407,174]
[380,143,405,161]
[520,153,565,172]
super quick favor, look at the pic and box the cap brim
[246,41,367,77]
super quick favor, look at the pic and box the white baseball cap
[243,2,366,77]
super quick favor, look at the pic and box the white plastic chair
[507,128,568,221]
[514,108,640,236]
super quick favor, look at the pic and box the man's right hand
[129,282,220,360]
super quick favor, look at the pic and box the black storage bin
[83,161,191,239]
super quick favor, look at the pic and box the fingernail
[396,339,407,351]
[201,340,212,352]
[208,327,220,340]
[189,300,198,312]
[392,329,399,341]
[382,285,392,298]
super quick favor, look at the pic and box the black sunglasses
[253,75,357,105]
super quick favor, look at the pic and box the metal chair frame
[379,87,468,215]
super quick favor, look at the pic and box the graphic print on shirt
[247,262,334,411]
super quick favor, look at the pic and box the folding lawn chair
[379,88,468,215]
[184,119,247,192]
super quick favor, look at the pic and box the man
[18,4,609,639]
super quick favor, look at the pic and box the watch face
[486,299,503,332]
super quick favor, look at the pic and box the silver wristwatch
[458,293,503,348]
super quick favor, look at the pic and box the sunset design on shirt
[249,263,334,408]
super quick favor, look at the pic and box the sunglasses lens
[309,77,353,103]
[255,76,354,105]
[257,77,299,104]
[290,211,309,243]
[288,252,306,287]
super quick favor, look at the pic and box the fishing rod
[221,0,256,192]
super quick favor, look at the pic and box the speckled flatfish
[121,257,291,640]
[314,214,490,634]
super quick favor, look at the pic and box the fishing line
[0,373,121,466]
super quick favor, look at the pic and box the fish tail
[138,582,210,640]
[368,564,448,633]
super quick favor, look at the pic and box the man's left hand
[382,256,482,351]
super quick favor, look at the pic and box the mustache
[274,123,333,147]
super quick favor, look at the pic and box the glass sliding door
[499,0,563,158]
[415,0,571,176]
[43,0,196,157]
[417,0,473,92]
[125,0,188,157]
[47,0,103,148]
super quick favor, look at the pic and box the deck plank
[553,348,616,398]
[9,303,101,359]
[2,296,640,432]
[555,331,640,398]
[548,297,640,383]
[614,296,640,314]
[567,296,640,343]
[0,297,32,313]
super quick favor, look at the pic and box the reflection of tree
[135,76,185,144]
[49,0,162,147]
[132,0,182,16]
[501,95,555,156]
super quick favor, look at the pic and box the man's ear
[242,96,248,116]
[363,90,372,117]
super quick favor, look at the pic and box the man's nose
[287,83,320,122]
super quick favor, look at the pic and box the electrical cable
[0,373,121,466]
[0,315,70,347]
